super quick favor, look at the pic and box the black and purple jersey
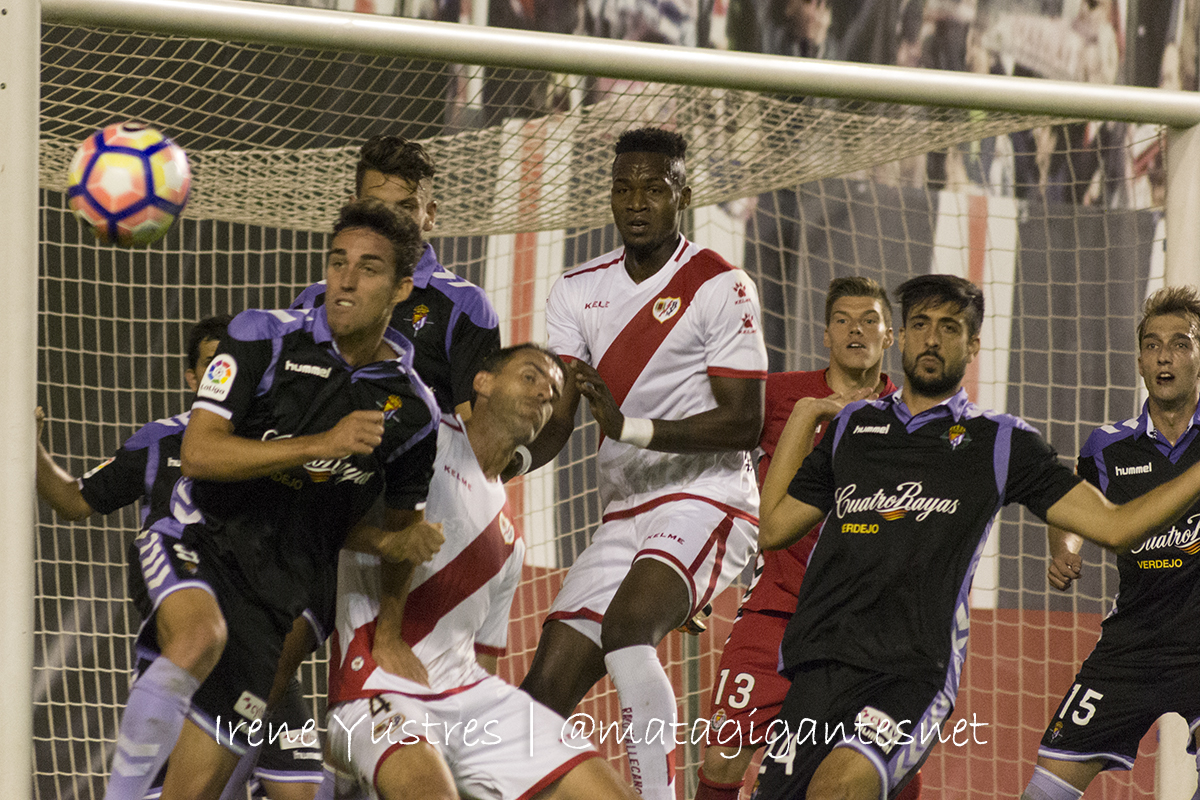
[1075,404,1200,666]
[160,305,439,624]
[78,411,189,528]
[782,389,1080,690]
[292,243,500,414]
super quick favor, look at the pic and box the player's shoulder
[227,307,316,342]
[766,369,829,400]
[418,262,499,329]
[560,247,625,282]
[1081,416,1142,458]
[122,411,191,450]
[965,404,1042,436]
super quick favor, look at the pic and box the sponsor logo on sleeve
[652,297,682,323]
[198,355,237,402]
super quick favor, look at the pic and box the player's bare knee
[158,606,227,677]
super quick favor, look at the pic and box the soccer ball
[66,122,191,247]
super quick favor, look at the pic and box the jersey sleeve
[381,389,440,511]
[474,545,522,656]
[192,313,276,425]
[78,445,147,515]
[785,415,841,515]
[1006,427,1082,520]
[545,276,590,363]
[700,270,768,379]
[447,315,502,410]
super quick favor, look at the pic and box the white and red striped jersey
[546,237,768,514]
[328,417,523,702]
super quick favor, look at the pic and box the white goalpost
[23,0,1200,797]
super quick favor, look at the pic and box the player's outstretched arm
[181,407,387,481]
[35,407,94,521]
[1047,527,1083,591]
[574,361,764,453]
[1046,463,1200,551]
[757,396,844,550]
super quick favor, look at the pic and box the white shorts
[547,494,759,647]
[325,676,597,800]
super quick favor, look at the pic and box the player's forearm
[35,444,93,520]
[372,558,431,686]
[643,404,763,453]
[758,407,822,548]
[1048,527,1083,560]
[181,431,329,481]
[1049,464,1200,550]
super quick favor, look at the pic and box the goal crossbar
[41,0,1200,127]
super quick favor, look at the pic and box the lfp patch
[198,355,237,402]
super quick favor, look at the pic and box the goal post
[26,1,1200,798]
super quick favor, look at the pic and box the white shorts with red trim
[546,494,759,647]
[325,675,597,800]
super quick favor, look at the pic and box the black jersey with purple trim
[1075,404,1200,666]
[292,243,501,414]
[171,305,439,622]
[78,411,189,528]
[782,389,1080,689]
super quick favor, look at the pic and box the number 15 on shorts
[1058,684,1104,726]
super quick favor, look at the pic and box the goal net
[34,7,1174,799]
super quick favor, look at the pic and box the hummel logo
[1115,462,1152,476]
[284,360,332,379]
[853,424,890,434]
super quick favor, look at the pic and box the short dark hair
[825,276,892,326]
[1138,285,1200,344]
[355,135,437,196]
[477,343,566,383]
[614,127,688,187]
[894,274,984,338]
[186,314,232,373]
[332,199,424,283]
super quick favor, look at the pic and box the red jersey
[744,369,897,614]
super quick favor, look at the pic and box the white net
[35,13,1170,800]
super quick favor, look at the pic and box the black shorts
[1038,655,1200,771]
[252,676,324,786]
[143,677,323,795]
[135,521,294,754]
[754,661,950,800]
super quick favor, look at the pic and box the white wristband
[618,417,654,448]
[511,445,533,476]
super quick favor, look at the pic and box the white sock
[604,645,678,800]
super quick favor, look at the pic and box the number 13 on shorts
[1058,683,1104,726]
[715,669,756,710]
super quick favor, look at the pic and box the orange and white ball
[67,122,191,247]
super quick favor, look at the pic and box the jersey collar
[411,243,439,289]
[887,386,971,426]
[310,305,417,371]
[1138,400,1200,458]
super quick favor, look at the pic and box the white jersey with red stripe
[328,417,523,702]
[546,236,768,514]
